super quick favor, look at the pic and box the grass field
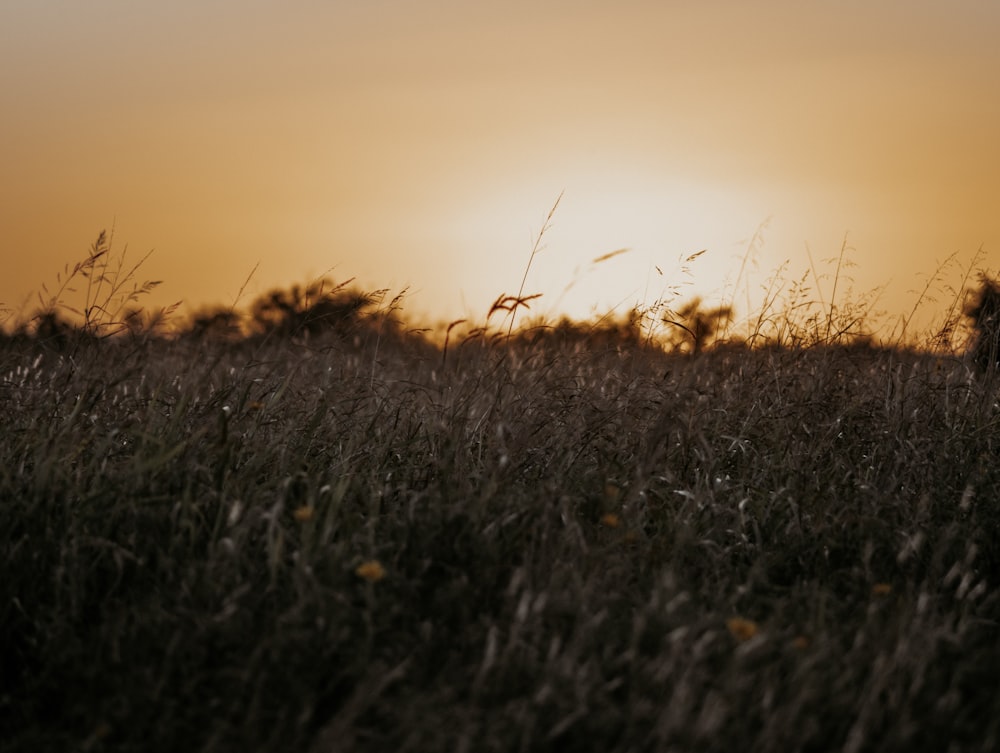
[3,239,1000,751]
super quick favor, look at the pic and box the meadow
[2,234,1000,752]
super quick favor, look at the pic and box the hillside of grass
[3,235,1000,751]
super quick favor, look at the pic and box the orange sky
[3,1,999,335]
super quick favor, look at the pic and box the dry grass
[2,234,1000,752]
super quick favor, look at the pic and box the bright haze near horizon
[2,1,999,334]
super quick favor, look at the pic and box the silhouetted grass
[2,235,1000,752]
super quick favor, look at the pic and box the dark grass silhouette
[2,234,1000,752]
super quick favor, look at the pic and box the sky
[2,0,999,336]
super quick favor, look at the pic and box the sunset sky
[3,1,999,334]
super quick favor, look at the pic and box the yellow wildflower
[599,512,621,528]
[726,617,758,642]
[355,560,387,583]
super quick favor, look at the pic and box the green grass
[3,238,1000,752]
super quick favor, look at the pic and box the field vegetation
[3,231,1000,751]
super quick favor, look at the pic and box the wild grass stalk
[506,191,563,342]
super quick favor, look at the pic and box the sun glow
[2,1,999,337]
[442,169,774,326]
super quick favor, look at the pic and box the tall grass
[2,233,999,752]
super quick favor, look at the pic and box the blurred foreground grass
[2,316,1000,752]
